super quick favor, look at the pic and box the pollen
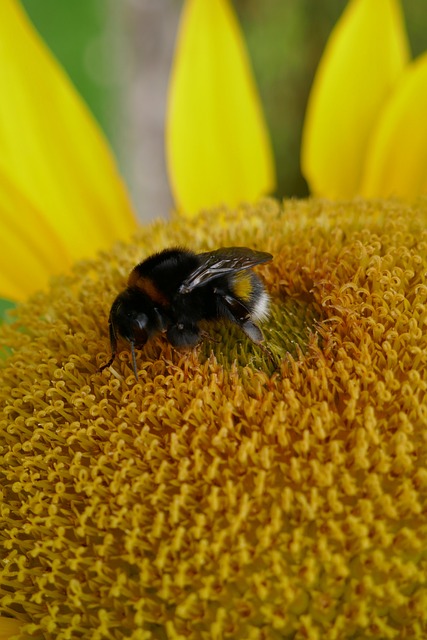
[1,198,427,639]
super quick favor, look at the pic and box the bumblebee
[99,246,273,378]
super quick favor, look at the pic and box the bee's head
[109,288,162,348]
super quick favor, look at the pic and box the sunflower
[1,1,427,639]
[2,197,427,639]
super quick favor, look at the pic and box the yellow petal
[0,167,71,302]
[166,0,276,216]
[360,52,427,198]
[301,0,410,198]
[0,0,136,274]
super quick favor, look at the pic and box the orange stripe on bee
[232,272,253,301]
[127,272,169,306]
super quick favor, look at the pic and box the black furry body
[100,247,272,377]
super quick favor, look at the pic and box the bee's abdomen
[230,272,270,321]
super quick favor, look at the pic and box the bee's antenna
[130,342,139,380]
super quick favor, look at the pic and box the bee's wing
[179,247,272,293]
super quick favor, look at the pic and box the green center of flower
[199,297,318,374]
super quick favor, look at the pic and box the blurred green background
[21,0,427,215]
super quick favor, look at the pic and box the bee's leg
[199,329,221,343]
[99,320,118,372]
[167,322,201,348]
[217,292,276,364]
[130,341,139,380]
[239,319,276,365]
[217,292,256,334]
